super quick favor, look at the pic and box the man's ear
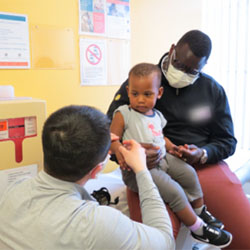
[166,44,175,68]
[158,86,164,99]
[126,85,129,95]
[169,44,175,55]
[89,164,102,179]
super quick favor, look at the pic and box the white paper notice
[0,12,30,69]
[106,0,130,39]
[80,38,107,85]
[0,164,37,197]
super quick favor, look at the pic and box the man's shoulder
[197,73,226,95]
[199,72,223,88]
[106,79,129,119]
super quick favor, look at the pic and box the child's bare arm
[164,136,183,158]
[110,112,128,169]
[164,137,176,151]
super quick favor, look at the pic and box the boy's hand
[119,140,146,173]
[168,144,183,158]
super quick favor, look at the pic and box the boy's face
[127,72,163,115]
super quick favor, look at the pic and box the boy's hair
[42,105,111,182]
[177,30,212,60]
[128,63,162,86]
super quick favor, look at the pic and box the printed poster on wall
[78,0,130,39]
[79,0,106,36]
[0,12,30,69]
[106,0,130,39]
[80,38,107,85]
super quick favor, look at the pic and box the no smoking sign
[80,38,106,85]
[85,44,102,65]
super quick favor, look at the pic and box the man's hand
[119,140,146,173]
[167,144,183,158]
[177,144,204,165]
[140,143,162,169]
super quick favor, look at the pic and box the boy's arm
[164,136,176,151]
[164,136,183,158]
[110,111,124,152]
[110,112,127,168]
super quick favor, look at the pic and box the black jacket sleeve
[204,85,237,163]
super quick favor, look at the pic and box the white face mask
[162,49,200,89]
[166,62,199,88]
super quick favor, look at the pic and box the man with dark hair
[107,30,250,249]
[177,29,212,59]
[42,105,111,181]
[0,105,175,250]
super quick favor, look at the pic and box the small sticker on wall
[25,116,37,136]
[0,120,8,139]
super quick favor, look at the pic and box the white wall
[130,0,203,66]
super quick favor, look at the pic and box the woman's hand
[119,140,146,173]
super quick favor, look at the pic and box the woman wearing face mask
[107,30,250,249]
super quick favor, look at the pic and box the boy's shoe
[191,224,233,248]
[199,205,224,229]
